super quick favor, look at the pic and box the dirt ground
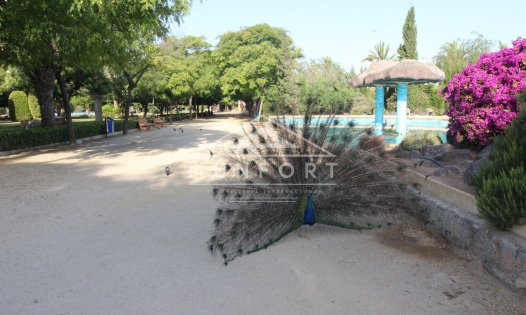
[0,115,524,314]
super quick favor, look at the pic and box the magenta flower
[441,38,526,146]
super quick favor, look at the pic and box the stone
[359,135,385,153]
[422,143,455,156]
[435,149,475,163]
[463,144,495,183]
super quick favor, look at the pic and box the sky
[171,0,523,71]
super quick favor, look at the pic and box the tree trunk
[256,98,264,121]
[57,70,76,144]
[192,96,194,119]
[91,93,103,123]
[31,67,56,127]
[122,87,132,135]
[142,103,148,117]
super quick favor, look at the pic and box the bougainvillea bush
[441,38,526,147]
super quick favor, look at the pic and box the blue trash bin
[105,117,115,134]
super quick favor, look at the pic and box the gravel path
[0,116,524,314]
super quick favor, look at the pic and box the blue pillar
[374,86,384,135]
[396,83,408,136]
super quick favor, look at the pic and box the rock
[463,144,494,184]
[446,167,460,175]
[394,150,413,159]
[422,143,455,156]
[359,135,385,153]
[432,168,450,177]
[435,149,475,162]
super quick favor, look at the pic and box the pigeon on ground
[165,167,172,176]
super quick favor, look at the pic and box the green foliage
[349,92,375,114]
[27,94,41,119]
[407,84,446,114]
[363,41,396,62]
[8,91,31,122]
[102,104,120,118]
[472,103,526,228]
[0,66,26,94]
[400,130,442,151]
[70,94,93,112]
[0,120,138,151]
[398,6,418,60]
[434,33,493,82]
[214,24,301,108]
[475,168,525,229]
[162,36,220,106]
[298,58,355,114]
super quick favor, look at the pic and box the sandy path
[0,116,524,315]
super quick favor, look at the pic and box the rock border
[405,170,526,294]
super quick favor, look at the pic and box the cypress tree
[398,6,418,60]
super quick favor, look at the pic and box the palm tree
[433,40,468,82]
[362,42,397,109]
[362,41,397,62]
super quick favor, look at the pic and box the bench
[138,118,153,131]
[153,116,165,129]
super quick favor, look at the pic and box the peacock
[207,108,416,265]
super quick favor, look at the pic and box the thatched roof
[351,59,445,87]
[351,60,398,87]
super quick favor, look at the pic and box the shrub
[102,104,120,118]
[400,130,442,151]
[0,119,137,151]
[441,38,526,147]
[8,91,31,122]
[27,94,41,119]
[471,103,526,228]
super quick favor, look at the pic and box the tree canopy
[214,24,302,117]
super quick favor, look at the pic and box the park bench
[153,116,165,129]
[138,118,153,131]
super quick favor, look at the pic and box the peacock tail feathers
[208,110,417,265]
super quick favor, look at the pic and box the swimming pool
[279,116,449,129]
[276,116,449,144]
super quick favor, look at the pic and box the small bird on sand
[208,149,214,159]
[165,167,172,176]
[173,128,177,132]
[200,128,202,131]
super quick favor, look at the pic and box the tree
[214,24,302,118]
[362,41,397,110]
[441,38,526,146]
[163,36,219,118]
[398,6,418,60]
[0,0,193,139]
[101,1,193,134]
[362,41,396,62]
[298,58,354,114]
[434,34,494,82]
[82,69,112,123]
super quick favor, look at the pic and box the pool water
[278,116,449,144]
[281,116,448,129]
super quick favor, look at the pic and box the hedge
[0,119,138,151]
[27,94,41,119]
[8,91,31,122]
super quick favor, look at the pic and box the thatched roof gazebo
[352,60,445,138]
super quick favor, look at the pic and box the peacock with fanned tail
[208,111,416,265]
